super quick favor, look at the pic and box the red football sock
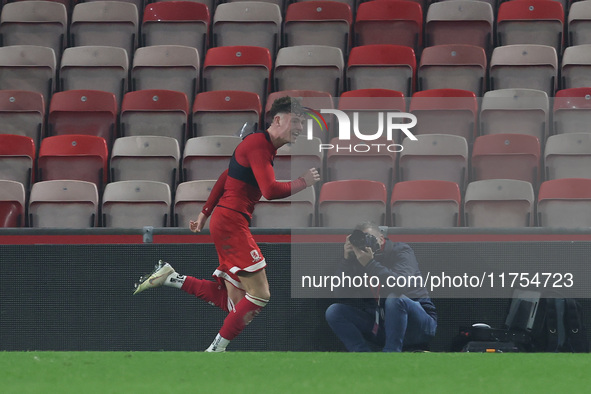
[219,293,268,341]
[181,276,230,312]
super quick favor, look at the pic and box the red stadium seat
[0,179,26,227]
[0,134,36,190]
[538,178,591,227]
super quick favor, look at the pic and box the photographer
[325,222,437,352]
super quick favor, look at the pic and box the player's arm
[190,169,228,232]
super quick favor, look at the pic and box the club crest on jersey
[250,249,262,262]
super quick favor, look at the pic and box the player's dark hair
[269,96,304,118]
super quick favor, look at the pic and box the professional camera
[349,229,381,252]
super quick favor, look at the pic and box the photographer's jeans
[325,295,437,352]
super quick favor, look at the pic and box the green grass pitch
[1,352,589,393]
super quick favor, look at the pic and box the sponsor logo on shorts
[251,250,261,262]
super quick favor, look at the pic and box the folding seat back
[568,1,591,46]
[553,87,591,135]
[354,0,422,53]
[0,90,44,147]
[425,0,494,52]
[120,89,189,147]
[471,134,541,187]
[202,45,272,104]
[265,89,334,142]
[544,132,591,180]
[29,180,99,228]
[0,179,26,227]
[252,185,316,228]
[561,45,591,90]
[490,44,558,96]
[318,179,387,227]
[538,178,591,228]
[497,0,564,53]
[0,1,68,58]
[275,136,323,181]
[0,45,56,104]
[193,90,261,138]
[399,133,468,189]
[213,1,282,55]
[275,45,344,97]
[174,180,216,228]
[142,1,210,58]
[0,134,35,190]
[70,1,139,57]
[111,136,180,189]
[391,180,461,228]
[284,1,353,55]
[102,180,171,227]
[418,44,487,96]
[182,135,241,181]
[59,46,128,105]
[346,44,415,96]
[480,88,549,143]
[37,134,109,190]
[132,45,200,106]
[464,179,535,227]
[409,88,477,144]
[48,90,118,148]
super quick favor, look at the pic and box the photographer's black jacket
[335,239,437,321]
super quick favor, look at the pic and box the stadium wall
[1,228,591,352]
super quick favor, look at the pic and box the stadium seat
[174,180,216,228]
[212,1,282,55]
[0,1,67,59]
[346,44,415,96]
[544,133,591,180]
[275,45,344,97]
[489,44,558,97]
[537,178,591,228]
[553,88,591,135]
[0,45,56,104]
[193,90,261,138]
[274,136,323,182]
[0,90,44,147]
[354,0,422,53]
[202,46,272,105]
[497,0,564,54]
[417,44,487,96]
[409,89,477,144]
[102,180,171,228]
[399,134,468,189]
[110,135,180,189]
[70,1,139,58]
[265,89,334,142]
[561,45,591,90]
[0,179,25,227]
[480,88,549,144]
[390,180,461,228]
[28,180,99,228]
[131,45,200,107]
[0,134,35,191]
[59,46,129,106]
[471,134,541,187]
[252,185,316,228]
[48,90,118,149]
[37,134,109,191]
[284,1,353,55]
[182,135,241,181]
[120,89,189,148]
[141,1,210,59]
[464,179,535,227]
[568,0,591,46]
[318,180,387,227]
[424,0,494,52]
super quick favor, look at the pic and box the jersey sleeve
[201,169,228,217]
[248,145,308,200]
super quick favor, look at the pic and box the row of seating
[2,0,590,59]
[2,177,590,229]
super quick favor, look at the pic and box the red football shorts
[209,206,266,289]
